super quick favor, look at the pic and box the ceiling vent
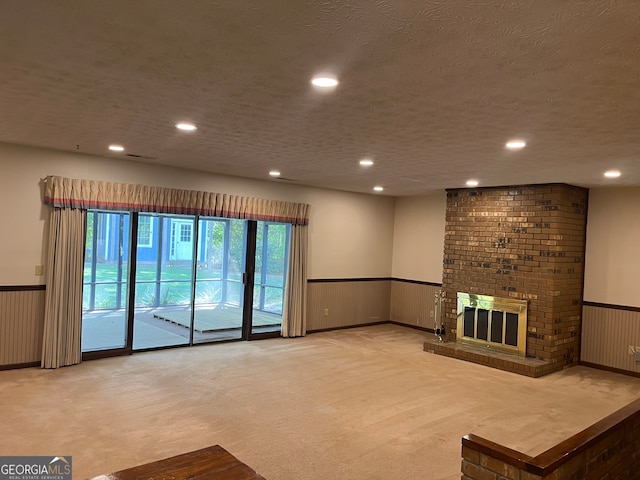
[274,177,297,182]
[125,153,156,160]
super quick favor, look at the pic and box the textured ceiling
[1,1,639,196]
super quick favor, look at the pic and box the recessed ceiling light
[604,170,621,178]
[373,186,384,192]
[108,144,124,152]
[359,158,374,167]
[466,180,479,187]
[269,170,281,177]
[505,140,526,150]
[175,122,197,131]
[311,76,339,88]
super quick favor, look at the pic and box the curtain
[44,176,309,225]
[41,207,86,369]
[281,224,308,337]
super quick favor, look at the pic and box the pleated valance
[44,175,310,225]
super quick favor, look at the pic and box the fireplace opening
[457,293,527,357]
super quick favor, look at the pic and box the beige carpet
[2,324,640,480]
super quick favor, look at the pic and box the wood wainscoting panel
[581,303,640,374]
[0,288,45,367]
[390,280,441,331]
[306,279,391,332]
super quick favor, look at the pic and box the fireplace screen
[457,293,527,356]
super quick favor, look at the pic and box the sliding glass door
[192,218,245,343]
[252,221,289,335]
[82,211,291,356]
[132,214,193,350]
[81,211,129,352]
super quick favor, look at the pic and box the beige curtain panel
[41,207,86,369]
[44,175,310,225]
[282,224,308,337]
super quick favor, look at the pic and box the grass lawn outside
[83,262,284,313]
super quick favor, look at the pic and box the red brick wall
[442,184,588,371]
[461,398,640,479]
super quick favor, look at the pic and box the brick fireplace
[425,184,588,377]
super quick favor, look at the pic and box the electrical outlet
[629,346,636,355]
[35,264,44,276]
[323,308,329,317]
[429,310,434,318]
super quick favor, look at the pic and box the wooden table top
[88,445,266,480]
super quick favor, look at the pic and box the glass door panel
[193,218,247,343]
[81,211,130,352]
[251,222,289,335]
[133,214,193,350]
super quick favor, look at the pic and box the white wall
[9,140,635,302]
[584,187,640,307]
[0,142,395,285]
[391,194,446,283]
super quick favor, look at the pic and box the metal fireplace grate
[456,293,528,356]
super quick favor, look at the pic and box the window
[180,223,191,242]
[138,216,153,247]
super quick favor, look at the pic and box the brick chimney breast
[440,184,588,376]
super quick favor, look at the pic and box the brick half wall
[461,397,640,479]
